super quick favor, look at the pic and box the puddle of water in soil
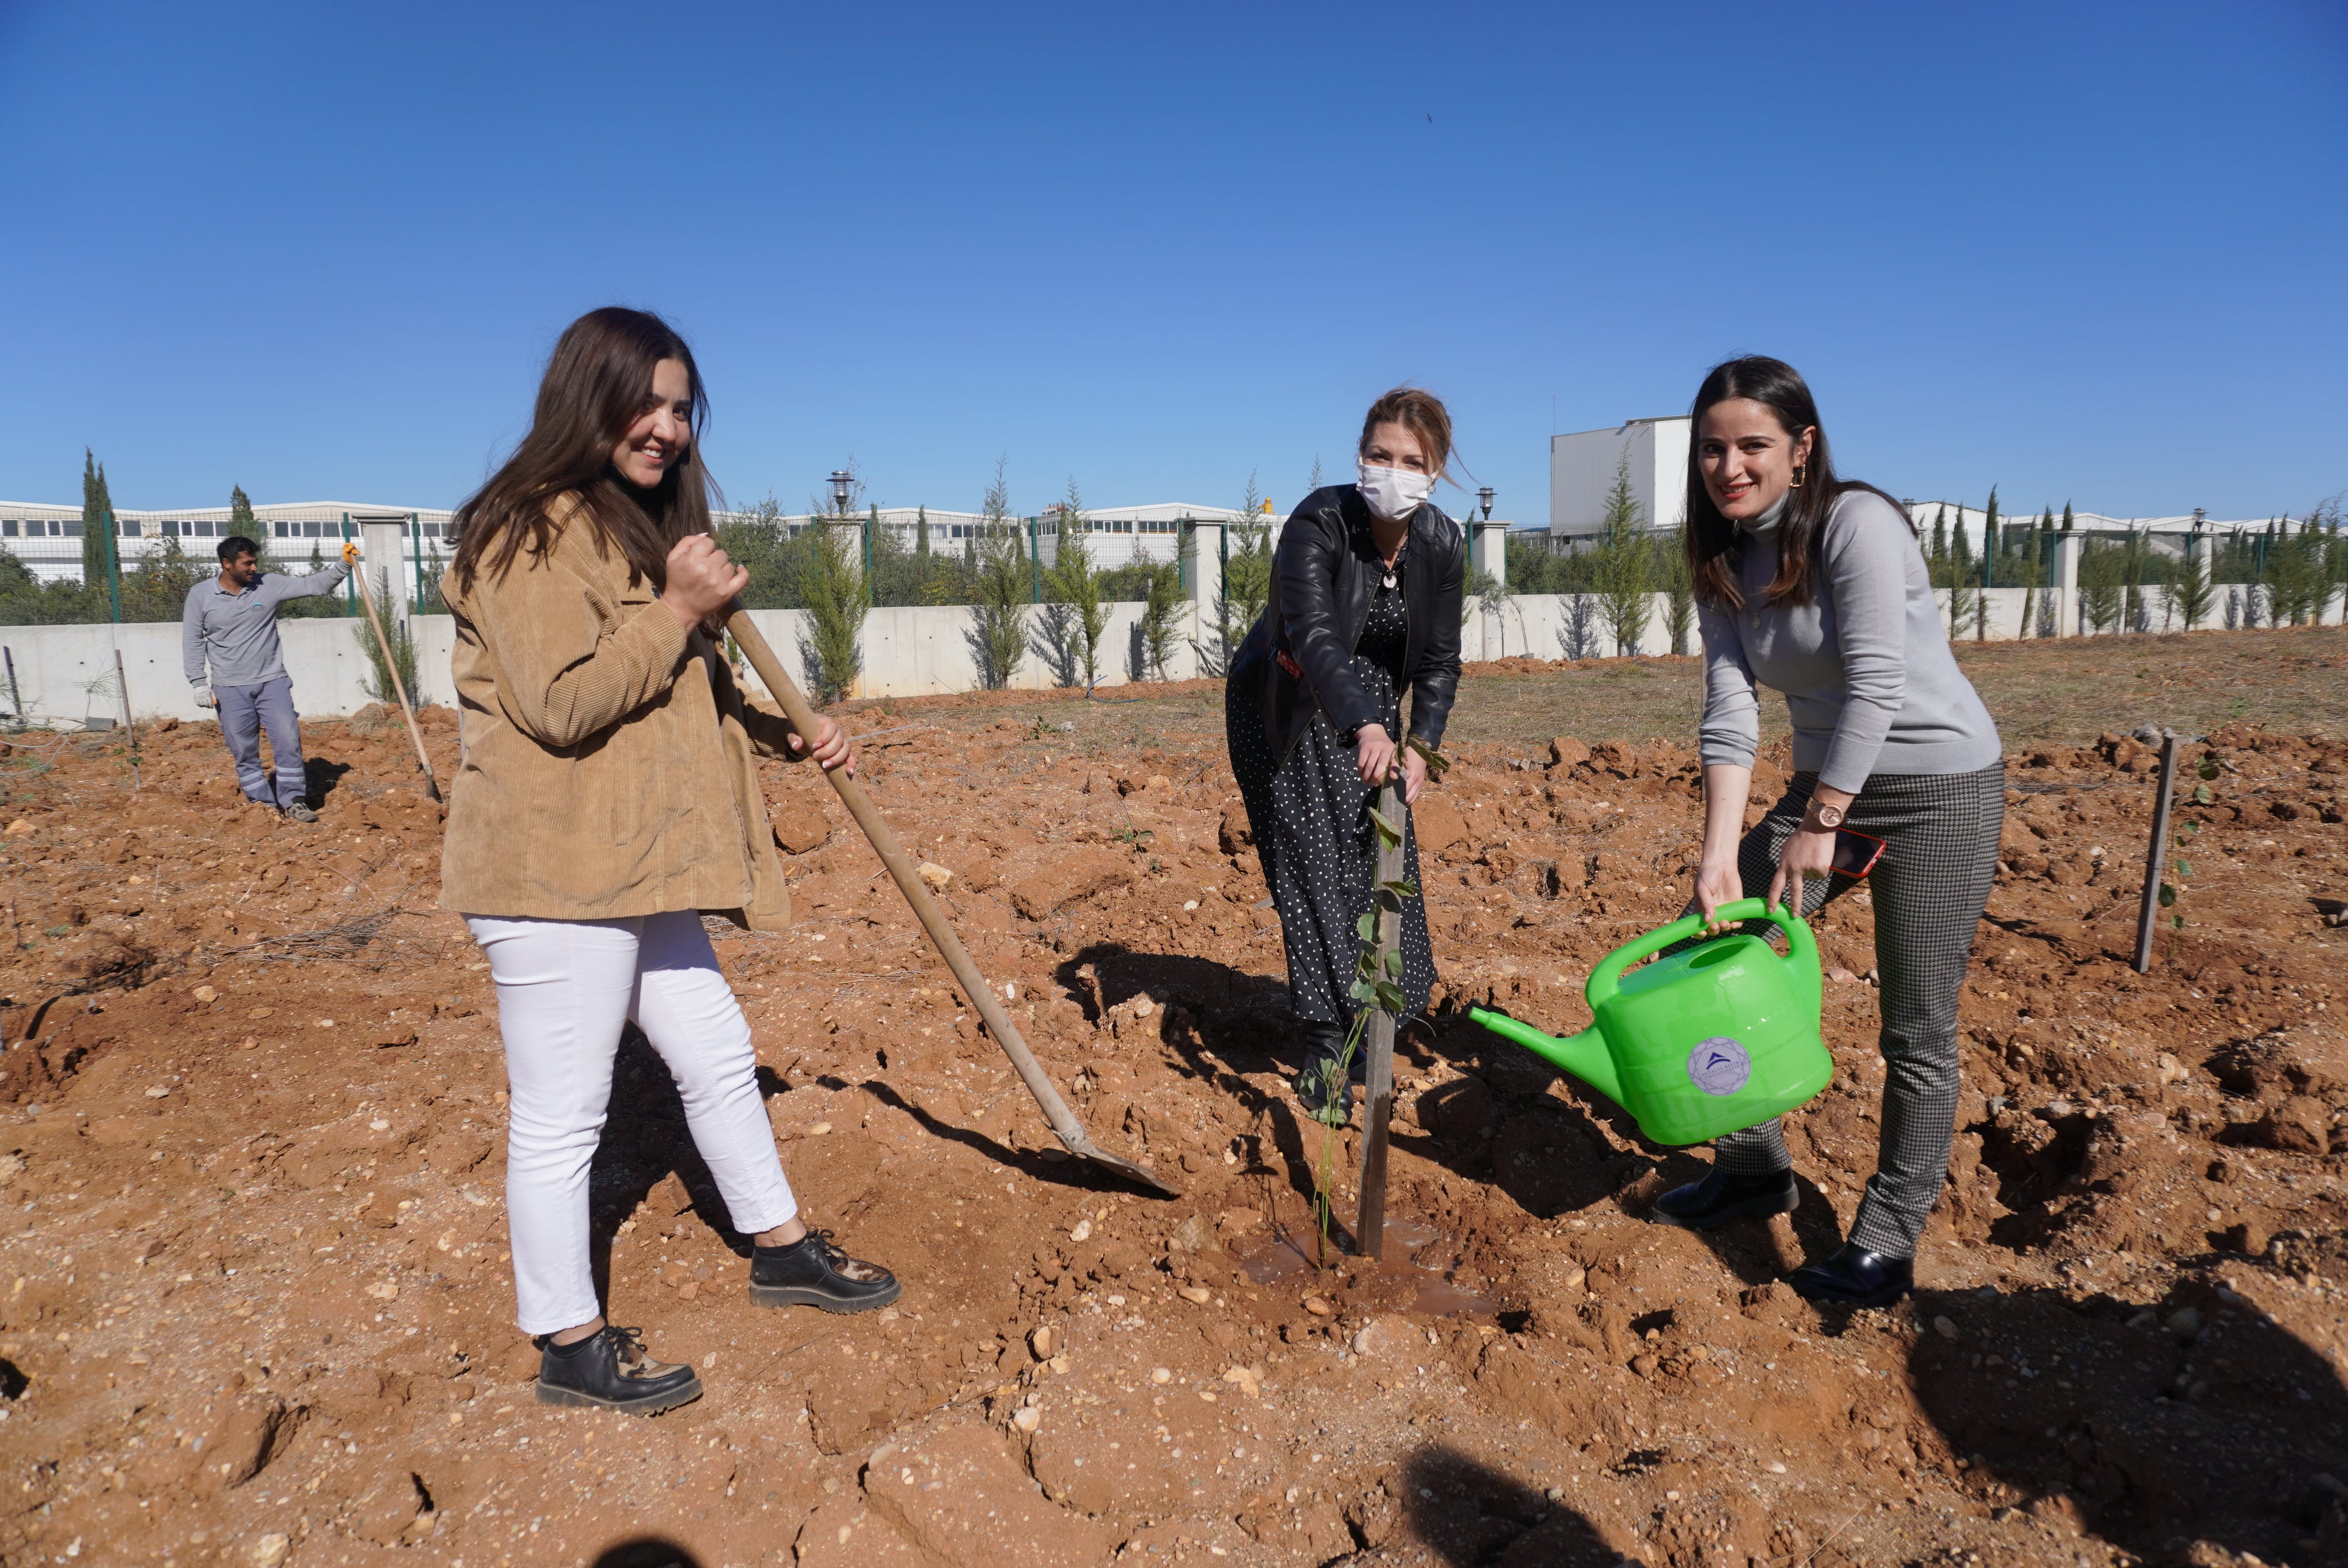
[1235,1221,1496,1318]
[1410,1277,1497,1318]
[1238,1220,1438,1282]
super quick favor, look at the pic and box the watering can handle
[1586,896,1821,1014]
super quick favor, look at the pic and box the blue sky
[3,1,2342,525]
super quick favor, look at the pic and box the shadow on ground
[1400,1443,1619,1566]
[1906,1275,2348,1565]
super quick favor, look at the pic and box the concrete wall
[7,582,2260,728]
[0,604,1205,726]
[0,615,464,728]
[736,601,1204,700]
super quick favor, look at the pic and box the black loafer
[1786,1243,1913,1307]
[750,1229,902,1313]
[1294,1022,1358,1128]
[534,1324,702,1415]
[1650,1167,1799,1230]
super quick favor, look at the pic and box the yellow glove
[342,540,361,565]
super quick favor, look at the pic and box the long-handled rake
[723,608,1175,1198]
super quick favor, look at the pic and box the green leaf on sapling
[1357,912,1378,942]
[1384,948,1404,977]
[1367,808,1403,847]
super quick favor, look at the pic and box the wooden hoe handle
[723,609,1175,1196]
[350,557,442,803]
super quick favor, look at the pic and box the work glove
[193,685,217,709]
[342,541,361,565]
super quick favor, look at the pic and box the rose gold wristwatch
[1805,801,1846,832]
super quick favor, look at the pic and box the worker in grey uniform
[181,533,358,822]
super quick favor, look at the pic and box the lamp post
[1476,487,1495,523]
[828,471,853,517]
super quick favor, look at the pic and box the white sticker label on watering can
[1687,1037,1752,1096]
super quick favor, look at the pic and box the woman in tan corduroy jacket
[443,307,899,1418]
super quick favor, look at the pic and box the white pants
[465,910,797,1334]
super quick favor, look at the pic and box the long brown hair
[451,307,715,592]
[1682,356,1908,610]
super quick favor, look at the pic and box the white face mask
[1357,461,1435,520]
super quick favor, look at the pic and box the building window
[119,519,141,537]
[1,520,15,537]
[63,521,82,537]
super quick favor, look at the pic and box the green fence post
[342,514,358,614]
[864,511,876,607]
[103,506,123,623]
[411,514,426,612]
[1029,517,1042,604]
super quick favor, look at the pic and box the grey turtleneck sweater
[1695,489,2001,793]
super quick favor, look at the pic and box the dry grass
[892,625,2348,759]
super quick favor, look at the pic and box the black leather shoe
[1650,1167,1799,1230]
[750,1229,902,1313]
[1786,1243,1914,1307]
[1294,1022,1357,1127]
[534,1324,702,1414]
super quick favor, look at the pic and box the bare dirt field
[0,625,2343,1568]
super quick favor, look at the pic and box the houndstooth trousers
[1710,764,2006,1257]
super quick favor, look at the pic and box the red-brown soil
[1,636,2344,1568]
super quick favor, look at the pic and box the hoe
[724,608,1176,1198]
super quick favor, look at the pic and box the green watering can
[1468,898,1831,1146]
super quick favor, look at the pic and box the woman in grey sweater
[1651,356,2004,1307]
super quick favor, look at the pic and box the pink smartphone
[1831,827,1887,879]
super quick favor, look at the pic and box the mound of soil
[0,672,2342,1567]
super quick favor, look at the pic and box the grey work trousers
[217,675,307,807]
[1710,764,2006,1257]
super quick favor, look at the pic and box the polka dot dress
[1226,547,1436,1028]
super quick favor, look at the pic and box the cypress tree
[81,449,117,589]
[1947,511,1979,634]
[1984,486,2000,563]
[229,484,258,536]
[915,504,930,558]
[1930,506,1949,565]
[2061,502,2074,532]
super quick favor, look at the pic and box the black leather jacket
[1231,484,1465,762]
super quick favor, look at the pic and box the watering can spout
[1465,1009,1623,1107]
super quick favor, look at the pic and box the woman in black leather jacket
[1226,387,1466,1123]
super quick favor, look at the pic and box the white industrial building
[1549,416,1692,542]
[758,501,1267,571]
[0,495,1284,590]
[0,499,458,591]
[1543,417,2297,554]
